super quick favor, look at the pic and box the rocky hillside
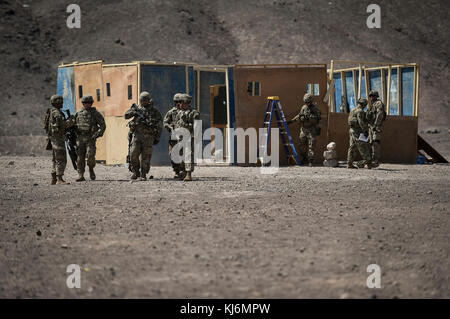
[0,0,449,157]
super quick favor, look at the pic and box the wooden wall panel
[233,66,328,165]
[105,116,130,165]
[328,113,418,163]
[73,62,104,112]
[102,65,138,116]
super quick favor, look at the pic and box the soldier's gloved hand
[153,139,159,145]
[363,131,369,138]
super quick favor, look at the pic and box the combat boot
[140,173,147,181]
[51,173,57,185]
[183,171,192,181]
[131,170,140,180]
[76,172,86,182]
[56,175,69,185]
[347,162,357,169]
[89,167,96,180]
[174,172,180,179]
[365,163,373,169]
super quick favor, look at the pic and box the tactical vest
[76,108,97,135]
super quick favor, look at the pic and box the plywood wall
[102,65,138,116]
[233,66,329,165]
[105,116,130,165]
[327,112,418,163]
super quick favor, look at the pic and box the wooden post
[358,64,362,99]
[397,67,403,115]
[364,67,370,98]
[386,66,392,115]
[415,65,420,117]
[225,68,231,164]
[137,61,141,97]
[381,68,386,105]
[329,60,334,112]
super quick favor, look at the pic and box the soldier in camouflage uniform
[347,98,372,169]
[174,94,200,181]
[164,93,183,178]
[367,90,386,167]
[125,91,163,181]
[287,93,322,166]
[74,95,106,182]
[43,95,73,185]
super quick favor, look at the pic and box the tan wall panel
[234,66,328,165]
[328,113,418,163]
[105,116,131,165]
[102,66,138,116]
[95,110,106,162]
[74,62,104,112]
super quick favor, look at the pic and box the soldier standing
[124,91,163,181]
[288,93,322,166]
[164,93,183,178]
[174,94,200,181]
[43,95,73,185]
[347,98,372,169]
[367,90,386,167]
[74,95,106,182]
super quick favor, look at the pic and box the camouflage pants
[130,133,154,175]
[369,126,382,163]
[347,131,371,164]
[76,135,96,173]
[50,138,67,175]
[299,127,318,164]
[168,140,181,173]
[178,137,195,173]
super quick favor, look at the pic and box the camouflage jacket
[367,99,386,129]
[44,106,73,140]
[75,107,106,138]
[125,103,163,140]
[291,103,321,129]
[348,107,368,135]
[163,106,179,132]
[174,108,200,134]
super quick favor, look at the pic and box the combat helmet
[181,93,192,103]
[50,94,63,105]
[81,95,94,103]
[357,97,368,106]
[303,93,313,103]
[139,91,151,101]
[368,90,379,97]
[173,93,183,102]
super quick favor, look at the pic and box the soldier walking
[347,98,372,169]
[74,95,106,181]
[174,94,200,181]
[288,93,322,166]
[124,91,162,181]
[164,93,183,178]
[43,95,73,184]
[367,90,386,167]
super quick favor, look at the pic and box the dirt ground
[0,156,448,299]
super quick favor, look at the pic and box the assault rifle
[64,110,78,170]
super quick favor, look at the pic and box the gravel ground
[0,156,449,298]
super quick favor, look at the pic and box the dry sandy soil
[0,156,449,298]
